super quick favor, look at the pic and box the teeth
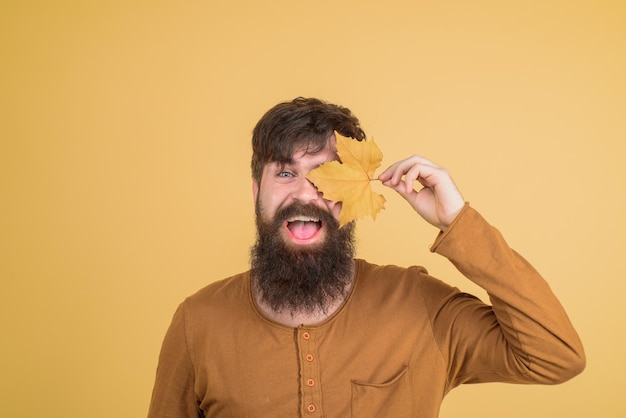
[287,216,320,223]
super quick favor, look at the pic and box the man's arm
[148,303,202,418]
[379,155,585,385]
[429,204,585,386]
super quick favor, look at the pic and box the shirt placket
[297,327,322,417]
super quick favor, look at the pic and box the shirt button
[302,332,311,340]
[307,403,316,413]
[307,378,315,387]
[306,354,314,362]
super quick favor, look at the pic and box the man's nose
[293,177,321,203]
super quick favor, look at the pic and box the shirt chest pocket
[350,365,411,418]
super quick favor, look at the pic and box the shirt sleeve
[147,302,203,418]
[427,203,585,389]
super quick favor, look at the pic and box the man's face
[250,134,355,315]
[252,135,342,248]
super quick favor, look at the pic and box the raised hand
[378,155,465,230]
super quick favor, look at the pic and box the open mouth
[285,215,323,242]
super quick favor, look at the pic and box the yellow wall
[1,1,624,417]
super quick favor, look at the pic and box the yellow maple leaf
[307,132,386,227]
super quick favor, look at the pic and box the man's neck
[253,278,353,328]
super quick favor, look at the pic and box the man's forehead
[293,133,337,158]
[295,144,337,163]
[260,133,338,170]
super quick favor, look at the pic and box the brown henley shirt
[148,205,585,417]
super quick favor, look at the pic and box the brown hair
[251,97,365,182]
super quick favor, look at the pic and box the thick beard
[250,201,356,317]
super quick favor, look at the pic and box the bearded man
[148,97,585,418]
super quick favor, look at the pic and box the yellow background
[1,1,624,417]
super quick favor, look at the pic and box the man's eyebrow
[274,161,293,171]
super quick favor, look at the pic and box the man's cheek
[331,202,343,221]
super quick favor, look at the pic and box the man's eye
[277,171,293,178]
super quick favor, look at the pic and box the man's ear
[252,179,259,202]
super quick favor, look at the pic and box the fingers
[378,154,465,229]
[378,155,442,194]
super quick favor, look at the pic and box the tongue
[288,221,319,240]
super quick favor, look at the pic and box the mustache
[279,203,336,223]
[259,202,340,229]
